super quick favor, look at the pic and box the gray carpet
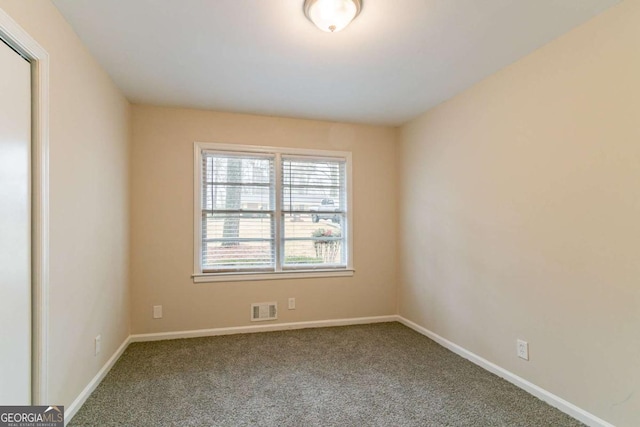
[69,322,583,426]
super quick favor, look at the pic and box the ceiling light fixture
[303,0,362,33]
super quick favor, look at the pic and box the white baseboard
[130,315,398,342]
[396,316,614,427]
[64,335,131,425]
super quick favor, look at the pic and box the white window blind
[201,151,275,272]
[195,143,352,280]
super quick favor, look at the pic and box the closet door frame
[0,7,50,405]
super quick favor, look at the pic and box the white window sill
[192,269,355,283]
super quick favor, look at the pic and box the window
[193,143,353,282]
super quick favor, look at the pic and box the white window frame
[193,142,354,283]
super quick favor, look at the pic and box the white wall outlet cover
[153,305,163,319]
[95,335,101,356]
[517,339,529,360]
[288,298,296,310]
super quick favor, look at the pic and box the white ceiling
[53,0,619,126]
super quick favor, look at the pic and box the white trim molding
[193,268,355,283]
[0,6,50,405]
[396,316,615,427]
[130,315,396,342]
[65,336,131,425]
[193,142,354,282]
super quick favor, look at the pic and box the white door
[0,38,32,404]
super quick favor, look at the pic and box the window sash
[280,155,346,270]
[200,152,276,272]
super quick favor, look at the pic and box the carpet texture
[69,322,583,426]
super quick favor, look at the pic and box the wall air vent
[251,302,277,322]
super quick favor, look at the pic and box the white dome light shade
[304,0,362,33]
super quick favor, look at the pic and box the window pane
[203,184,271,211]
[283,213,345,267]
[203,152,274,211]
[202,213,274,271]
[282,158,345,212]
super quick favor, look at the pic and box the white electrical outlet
[517,339,529,360]
[95,335,101,356]
[288,297,296,310]
[153,305,163,319]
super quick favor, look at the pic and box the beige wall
[0,0,130,408]
[398,1,639,426]
[130,105,397,333]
